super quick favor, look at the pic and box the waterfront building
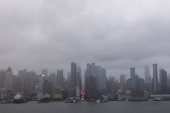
[71,62,77,88]
[160,68,167,94]
[0,70,6,88]
[28,71,36,93]
[49,73,57,90]
[5,67,13,91]
[43,80,53,98]
[97,66,106,94]
[42,69,48,81]
[120,74,126,93]
[57,70,64,89]
[53,89,63,100]
[68,72,71,89]
[36,75,44,92]
[153,64,158,93]
[76,65,82,89]
[18,69,28,91]
[130,68,136,90]
[145,65,150,83]
[85,63,98,99]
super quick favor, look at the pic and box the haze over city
[1,0,170,79]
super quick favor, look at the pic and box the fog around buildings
[0,0,170,79]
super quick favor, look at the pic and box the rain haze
[0,0,170,80]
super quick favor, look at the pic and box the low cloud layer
[0,0,170,79]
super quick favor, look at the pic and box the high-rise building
[43,80,53,98]
[71,62,77,88]
[5,67,13,91]
[168,74,170,89]
[130,68,136,90]
[97,66,106,94]
[0,70,6,88]
[153,64,158,93]
[120,74,126,85]
[108,76,115,94]
[57,70,64,89]
[145,65,150,83]
[49,73,57,90]
[76,65,82,89]
[18,69,28,90]
[68,72,71,89]
[85,63,98,99]
[42,69,48,81]
[28,71,36,93]
[120,74,126,93]
[160,68,167,94]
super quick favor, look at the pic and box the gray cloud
[0,0,170,80]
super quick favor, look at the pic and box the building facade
[160,68,167,94]
[5,67,13,91]
[153,64,158,93]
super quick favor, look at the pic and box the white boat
[96,100,100,103]
[148,99,154,102]
[73,99,77,103]
[13,94,25,103]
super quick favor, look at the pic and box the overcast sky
[0,0,170,80]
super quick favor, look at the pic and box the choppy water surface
[0,101,170,113]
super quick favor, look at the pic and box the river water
[0,101,170,113]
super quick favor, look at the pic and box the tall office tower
[85,63,98,99]
[36,74,44,91]
[28,71,36,93]
[5,67,13,91]
[145,65,150,83]
[130,68,136,90]
[0,70,6,88]
[68,72,72,89]
[160,68,167,94]
[120,74,126,93]
[18,69,28,90]
[120,74,126,85]
[13,75,22,91]
[96,66,106,93]
[153,64,158,93]
[76,65,82,89]
[42,69,48,81]
[56,70,64,89]
[49,73,57,90]
[168,74,170,88]
[71,62,77,88]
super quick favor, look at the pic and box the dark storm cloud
[0,0,170,79]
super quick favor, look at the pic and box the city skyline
[0,63,170,80]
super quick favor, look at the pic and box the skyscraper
[49,73,57,90]
[5,67,13,91]
[153,64,158,93]
[120,74,126,93]
[0,70,6,88]
[130,68,136,90]
[42,69,48,81]
[67,72,71,89]
[76,65,82,89]
[71,62,77,88]
[97,66,106,93]
[85,63,98,99]
[145,65,150,83]
[160,68,167,94]
[28,70,36,93]
[57,70,64,89]
[120,74,126,85]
